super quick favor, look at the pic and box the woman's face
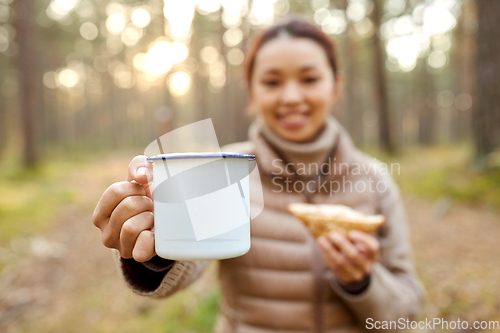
[250,35,339,143]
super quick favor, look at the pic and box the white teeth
[283,114,303,122]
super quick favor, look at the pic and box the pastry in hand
[287,203,385,238]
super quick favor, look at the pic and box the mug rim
[147,152,256,162]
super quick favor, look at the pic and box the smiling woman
[249,35,338,142]
[244,19,341,143]
[93,17,425,333]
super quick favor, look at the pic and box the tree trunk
[457,0,477,143]
[218,6,230,143]
[473,0,500,169]
[371,0,394,153]
[0,57,8,161]
[15,0,39,167]
[340,0,362,146]
[344,24,362,146]
[418,62,435,146]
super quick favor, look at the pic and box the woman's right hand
[92,155,156,262]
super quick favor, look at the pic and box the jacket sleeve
[114,250,210,298]
[329,174,426,330]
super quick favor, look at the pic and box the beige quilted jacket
[115,117,425,333]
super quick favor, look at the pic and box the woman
[93,18,425,333]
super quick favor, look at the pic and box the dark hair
[243,18,340,90]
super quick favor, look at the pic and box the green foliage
[378,145,500,210]
[0,150,221,332]
[187,288,221,331]
[0,161,76,245]
[131,287,220,333]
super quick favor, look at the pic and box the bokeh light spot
[227,48,244,66]
[58,68,79,88]
[80,22,98,40]
[167,71,191,96]
[428,51,447,69]
[131,7,151,28]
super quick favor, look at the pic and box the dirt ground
[0,155,499,333]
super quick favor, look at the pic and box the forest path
[0,154,498,332]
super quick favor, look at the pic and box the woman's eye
[303,77,318,84]
[263,80,279,87]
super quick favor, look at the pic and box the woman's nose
[280,81,303,105]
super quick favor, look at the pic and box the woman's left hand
[317,230,380,285]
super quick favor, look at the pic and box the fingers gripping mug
[146,153,256,260]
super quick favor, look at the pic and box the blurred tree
[0,61,7,160]
[342,0,362,146]
[452,0,475,144]
[418,57,435,146]
[15,0,39,167]
[0,0,473,161]
[371,0,394,153]
[474,0,500,169]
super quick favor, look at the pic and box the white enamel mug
[146,152,256,260]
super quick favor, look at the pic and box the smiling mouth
[278,112,310,129]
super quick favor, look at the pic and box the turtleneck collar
[249,115,346,179]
